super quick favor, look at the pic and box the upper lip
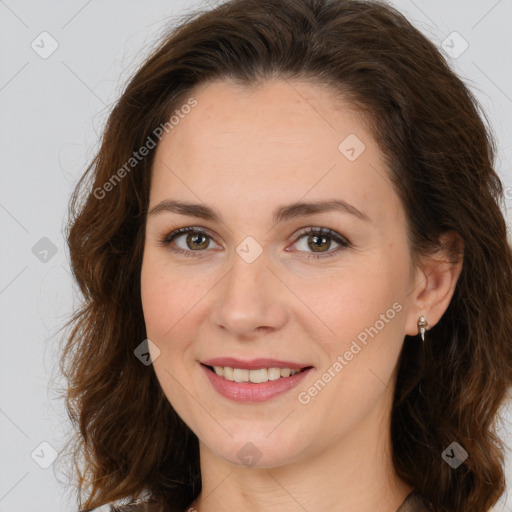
[201,357,312,370]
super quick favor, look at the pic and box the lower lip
[201,364,314,403]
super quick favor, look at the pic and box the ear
[404,231,464,337]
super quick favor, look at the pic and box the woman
[60,0,512,511]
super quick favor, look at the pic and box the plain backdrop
[1,1,512,511]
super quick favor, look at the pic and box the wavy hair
[60,1,512,511]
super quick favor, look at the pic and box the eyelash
[158,226,351,260]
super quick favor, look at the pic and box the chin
[196,422,311,469]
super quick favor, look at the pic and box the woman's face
[141,78,421,468]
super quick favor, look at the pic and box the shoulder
[111,503,165,512]
[90,499,167,512]
[397,490,502,511]
[396,491,433,512]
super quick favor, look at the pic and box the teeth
[233,368,249,382]
[268,368,281,380]
[211,366,303,382]
[249,368,268,383]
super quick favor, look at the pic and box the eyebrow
[147,198,370,225]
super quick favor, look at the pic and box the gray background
[1,1,512,511]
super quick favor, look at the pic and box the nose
[210,247,289,339]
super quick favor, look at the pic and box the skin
[140,78,463,512]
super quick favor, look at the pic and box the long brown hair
[60,1,512,511]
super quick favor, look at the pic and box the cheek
[294,263,397,337]
[140,250,189,341]
[140,249,217,368]
[140,251,220,438]
[140,253,196,403]
[295,269,405,428]
[299,258,406,384]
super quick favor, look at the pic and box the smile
[200,359,314,402]
[207,365,306,382]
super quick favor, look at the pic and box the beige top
[108,490,430,511]
[396,491,431,511]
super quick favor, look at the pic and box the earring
[417,316,429,342]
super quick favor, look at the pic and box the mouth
[201,363,313,383]
[199,359,315,403]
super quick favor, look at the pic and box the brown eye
[184,232,210,251]
[306,234,332,252]
[291,227,351,260]
[160,227,219,257]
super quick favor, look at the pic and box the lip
[200,362,314,403]
[201,357,310,370]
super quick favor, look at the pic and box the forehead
[150,78,398,224]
